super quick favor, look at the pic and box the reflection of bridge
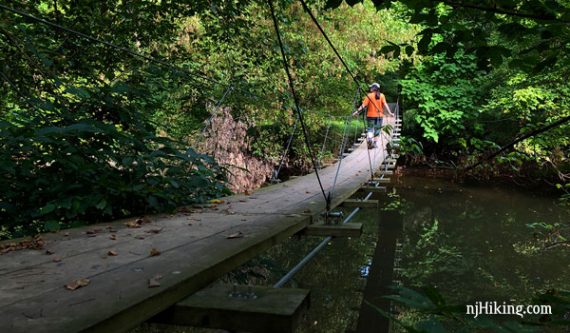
[0,115,401,333]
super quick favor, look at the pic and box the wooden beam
[361,186,387,193]
[302,223,362,237]
[375,170,393,176]
[343,199,378,208]
[377,178,391,184]
[152,284,310,333]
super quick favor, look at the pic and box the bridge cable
[299,0,384,109]
[202,84,235,133]
[271,116,300,182]
[268,0,330,210]
[300,0,380,181]
[320,121,331,157]
[329,87,359,200]
[355,88,376,181]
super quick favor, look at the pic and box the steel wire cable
[268,0,329,209]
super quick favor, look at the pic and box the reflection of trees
[395,178,570,330]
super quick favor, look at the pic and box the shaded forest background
[1,0,569,238]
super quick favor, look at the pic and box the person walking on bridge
[352,82,394,149]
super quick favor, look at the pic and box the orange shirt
[362,92,387,118]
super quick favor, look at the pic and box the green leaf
[44,220,61,232]
[64,86,91,99]
[38,203,57,216]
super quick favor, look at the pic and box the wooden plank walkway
[0,117,395,333]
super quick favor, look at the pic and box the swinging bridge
[1,0,404,332]
[0,113,401,333]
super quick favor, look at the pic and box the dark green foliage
[401,51,485,149]
[0,1,229,238]
[327,0,570,74]
[0,114,225,237]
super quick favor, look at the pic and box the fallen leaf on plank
[145,228,163,234]
[148,274,162,288]
[109,234,117,240]
[45,250,54,255]
[125,217,151,228]
[226,232,244,239]
[65,278,90,291]
[52,256,62,263]
[209,199,224,204]
[149,248,161,257]
[125,220,141,228]
[107,250,118,256]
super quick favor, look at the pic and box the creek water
[257,176,570,332]
[138,175,570,333]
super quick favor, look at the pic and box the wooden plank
[303,223,362,238]
[375,170,393,176]
[342,199,378,208]
[377,178,391,184]
[152,284,310,333]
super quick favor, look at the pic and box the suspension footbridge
[0,114,401,333]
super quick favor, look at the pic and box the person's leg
[367,118,375,138]
[373,117,382,139]
[366,118,375,148]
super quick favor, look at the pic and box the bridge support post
[152,284,310,333]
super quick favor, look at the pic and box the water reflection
[135,176,570,333]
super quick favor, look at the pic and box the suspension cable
[268,0,329,209]
[329,115,351,201]
[300,0,387,181]
[299,0,382,111]
[272,116,300,182]
[329,86,360,198]
[319,120,331,158]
